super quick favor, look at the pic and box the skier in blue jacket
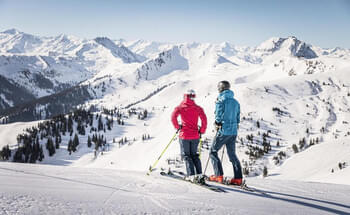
[208,80,243,185]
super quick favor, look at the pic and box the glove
[198,128,202,138]
[214,121,222,131]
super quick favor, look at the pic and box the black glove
[198,129,202,138]
[214,121,222,131]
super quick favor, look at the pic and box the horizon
[0,0,350,48]
[1,27,347,50]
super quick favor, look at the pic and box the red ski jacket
[171,96,207,140]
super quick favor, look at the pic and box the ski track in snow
[0,163,350,215]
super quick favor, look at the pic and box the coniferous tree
[292,144,299,153]
[46,137,55,156]
[13,148,24,162]
[87,135,92,148]
[107,118,111,130]
[243,167,249,176]
[98,116,103,131]
[68,115,73,133]
[72,134,79,152]
[55,135,60,149]
[263,166,268,177]
[81,124,85,135]
[95,142,99,151]
[62,119,67,135]
[339,162,343,170]
[8,145,11,158]
[29,150,37,163]
[68,139,73,155]
[38,145,44,161]
[89,115,93,126]
[0,145,11,160]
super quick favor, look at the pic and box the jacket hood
[181,96,196,107]
[219,89,234,99]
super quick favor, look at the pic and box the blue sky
[0,0,349,48]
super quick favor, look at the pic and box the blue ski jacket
[215,89,240,135]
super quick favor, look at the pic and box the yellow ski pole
[147,129,180,175]
[198,135,203,159]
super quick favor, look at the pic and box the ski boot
[208,175,224,183]
[229,178,243,186]
[193,174,206,185]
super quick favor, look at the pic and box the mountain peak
[257,36,317,59]
[94,36,141,63]
[2,28,21,35]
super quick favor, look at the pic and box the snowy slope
[1,67,349,186]
[122,39,174,59]
[77,68,350,183]
[269,138,350,185]
[1,29,350,199]
[1,162,349,215]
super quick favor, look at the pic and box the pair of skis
[160,171,226,193]
[160,170,264,194]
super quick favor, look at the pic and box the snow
[0,121,41,149]
[1,29,350,214]
[269,138,350,185]
[0,93,13,107]
[0,162,349,215]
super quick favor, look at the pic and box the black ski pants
[179,139,202,176]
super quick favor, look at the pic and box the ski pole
[221,145,225,163]
[147,129,180,175]
[203,130,218,176]
[203,152,211,176]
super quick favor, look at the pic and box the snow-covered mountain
[121,39,174,59]
[1,29,350,185]
[1,28,350,214]
[94,37,145,63]
[135,46,189,81]
[255,36,318,59]
[0,29,144,109]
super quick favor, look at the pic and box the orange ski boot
[229,178,243,186]
[209,175,224,183]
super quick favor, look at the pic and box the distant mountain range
[0,28,349,122]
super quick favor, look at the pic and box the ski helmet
[185,89,196,99]
[217,80,230,93]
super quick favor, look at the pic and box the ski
[205,177,267,195]
[170,170,267,194]
[159,171,227,193]
[225,181,260,193]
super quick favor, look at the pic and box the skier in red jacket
[171,89,207,181]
